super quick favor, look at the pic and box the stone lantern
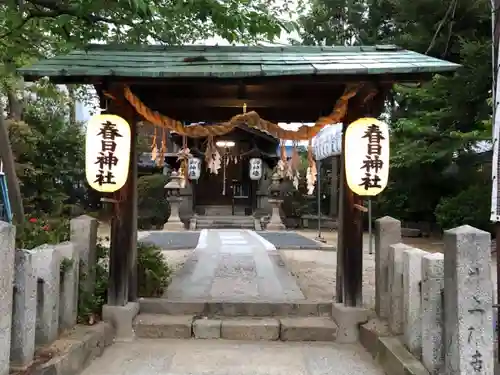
[163,171,184,230]
[267,172,285,231]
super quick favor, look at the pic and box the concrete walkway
[165,229,305,301]
[81,339,384,375]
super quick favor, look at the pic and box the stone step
[139,298,332,317]
[134,314,338,342]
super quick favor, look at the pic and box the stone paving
[164,229,305,301]
[81,339,384,375]
[140,231,200,250]
[257,231,327,249]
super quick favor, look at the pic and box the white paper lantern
[187,157,201,180]
[345,117,390,197]
[85,114,131,193]
[249,158,263,180]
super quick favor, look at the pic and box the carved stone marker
[443,225,493,375]
[402,247,427,358]
[0,222,15,375]
[375,216,401,319]
[421,252,444,375]
[388,243,408,335]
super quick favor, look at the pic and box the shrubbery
[77,239,172,324]
[435,184,492,233]
[137,174,171,229]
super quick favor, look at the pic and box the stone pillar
[164,171,185,231]
[164,196,184,230]
[10,249,36,370]
[374,217,401,319]
[70,215,98,298]
[443,225,493,375]
[31,245,61,345]
[267,199,285,231]
[421,252,444,375]
[388,243,407,335]
[0,222,15,375]
[402,247,427,358]
[56,242,79,330]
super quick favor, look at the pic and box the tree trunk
[6,88,23,121]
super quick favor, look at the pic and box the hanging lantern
[85,114,131,193]
[345,117,390,196]
[249,158,263,180]
[187,157,201,180]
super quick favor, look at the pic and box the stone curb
[359,320,430,375]
[11,322,114,375]
[276,245,336,251]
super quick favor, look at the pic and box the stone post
[70,215,98,297]
[402,247,427,358]
[421,252,444,375]
[10,250,36,370]
[31,245,61,345]
[164,171,184,231]
[56,242,79,330]
[267,172,285,231]
[443,225,493,375]
[0,222,15,375]
[374,216,401,319]
[388,243,407,335]
[267,198,285,230]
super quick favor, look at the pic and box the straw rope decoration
[151,127,158,161]
[122,84,361,141]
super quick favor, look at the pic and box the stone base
[102,302,139,342]
[163,220,185,231]
[331,303,373,344]
[267,222,285,231]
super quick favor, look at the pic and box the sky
[75,0,305,134]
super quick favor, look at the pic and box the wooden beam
[38,72,437,86]
[136,106,336,123]
[137,98,339,109]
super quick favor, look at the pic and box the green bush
[435,184,492,233]
[77,240,172,324]
[16,215,70,249]
[138,242,173,297]
[77,240,109,325]
[137,174,171,230]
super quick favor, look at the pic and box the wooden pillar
[106,85,138,306]
[340,118,364,307]
[335,153,344,303]
[338,85,383,307]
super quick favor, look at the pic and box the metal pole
[368,198,373,255]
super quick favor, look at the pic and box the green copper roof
[18,44,460,80]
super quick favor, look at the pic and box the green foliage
[77,240,172,324]
[299,0,494,231]
[77,240,109,325]
[435,184,492,232]
[16,215,70,249]
[137,242,172,297]
[137,174,171,230]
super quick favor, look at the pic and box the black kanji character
[359,173,382,190]
[94,170,116,185]
[95,151,119,170]
[361,154,384,173]
[97,121,123,140]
